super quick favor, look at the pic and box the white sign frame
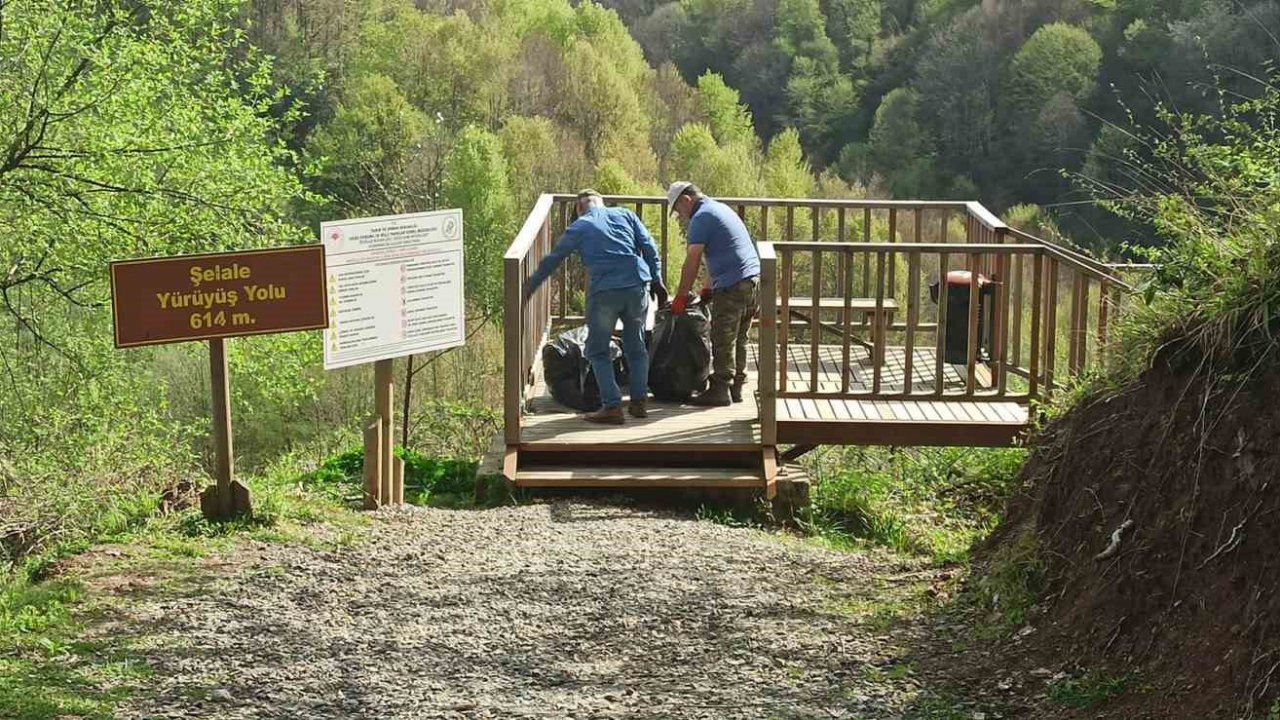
[321,209,465,370]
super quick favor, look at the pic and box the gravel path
[103,501,942,719]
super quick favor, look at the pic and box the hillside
[603,0,1280,249]
[2,2,1279,719]
[939,47,1280,719]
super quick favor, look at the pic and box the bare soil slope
[984,346,1280,718]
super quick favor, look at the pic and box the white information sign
[321,209,464,370]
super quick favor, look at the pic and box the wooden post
[966,253,980,395]
[840,249,852,394]
[809,249,821,393]
[872,251,886,394]
[363,417,382,509]
[759,243,778,446]
[394,455,406,505]
[504,256,521,444]
[1029,252,1043,398]
[209,337,233,520]
[199,338,252,521]
[995,252,1010,396]
[934,251,948,397]
[903,251,919,395]
[779,250,792,394]
[375,359,395,505]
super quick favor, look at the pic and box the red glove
[699,286,714,302]
[671,294,689,315]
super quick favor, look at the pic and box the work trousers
[708,276,760,386]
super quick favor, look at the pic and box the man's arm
[525,225,581,299]
[671,243,704,313]
[674,243,704,300]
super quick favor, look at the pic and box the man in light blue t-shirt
[668,182,761,407]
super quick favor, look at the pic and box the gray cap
[665,181,692,213]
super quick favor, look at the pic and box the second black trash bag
[648,301,712,402]
[541,326,629,411]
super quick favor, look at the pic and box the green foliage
[616,0,1280,243]
[0,0,310,319]
[697,72,756,147]
[307,73,432,214]
[1007,24,1102,109]
[1048,672,1128,709]
[763,129,814,198]
[802,446,1027,563]
[783,56,859,165]
[0,579,147,719]
[557,39,656,178]
[300,446,478,507]
[0,0,318,571]
[443,126,516,317]
[1092,72,1280,386]
[669,123,761,196]
[594,159,649,195]
[912,8,999,184]
[971,532,1045,627]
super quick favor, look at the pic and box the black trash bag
[541,325,629,411]
[648,300,712,402]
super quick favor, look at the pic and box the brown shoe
[628,400,648,418]
[730,380,745,403]
[583,406,625,425]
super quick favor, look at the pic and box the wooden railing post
[759,243,778,446]
[504,255,522,445]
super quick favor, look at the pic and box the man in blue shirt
[526,190,668,424]
[668,182,761,407]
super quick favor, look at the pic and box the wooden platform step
[514,466,765,488]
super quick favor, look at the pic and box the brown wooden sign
[110,246,328,348]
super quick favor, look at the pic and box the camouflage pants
[709,276,760,386]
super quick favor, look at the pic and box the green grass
[902,694,988,720]
[299,446,479,508]
[970,531,1044,629]
[1048,671,1128,709]
[799,445,1026,564]
[0,579,150,720]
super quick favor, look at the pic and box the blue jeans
[585,284,649,409]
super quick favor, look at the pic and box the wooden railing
[504,193,1131,445]
[540,194,994,325]
[761,232,1129,403]
[503,194,556,444]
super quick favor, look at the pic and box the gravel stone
[112,500,936,719]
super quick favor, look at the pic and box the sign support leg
[201,337,252,521]
[375,359,395,505]
[363,417,382,509]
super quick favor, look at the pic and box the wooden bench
[780,297,900,364]
[782,297,900,313]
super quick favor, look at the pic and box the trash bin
[929,270,998,365]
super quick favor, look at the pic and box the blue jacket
[527,207,662,295]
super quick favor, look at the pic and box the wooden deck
[520,343,1027,452]
[523,370,759,450]
[757,345,1027,447]
[502,194,1127,492]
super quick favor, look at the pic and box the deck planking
[522,343,1026,448]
